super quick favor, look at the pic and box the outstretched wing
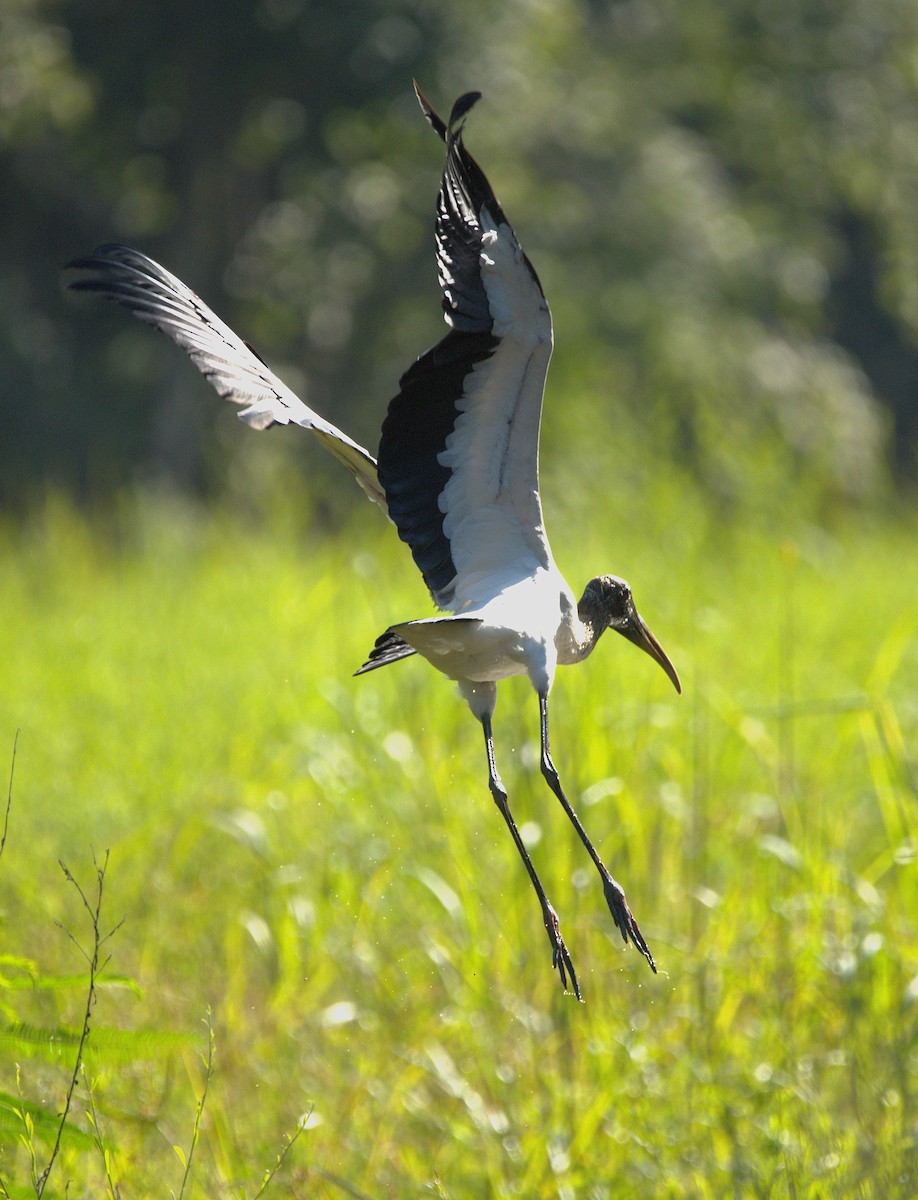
[66,244,385,510]
[377,87,554,613]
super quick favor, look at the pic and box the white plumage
[68,84,681,1001]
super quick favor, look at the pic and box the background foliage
[2,0,918,511]
[0,497,915,1196]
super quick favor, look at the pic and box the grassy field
[0,485,915,1198]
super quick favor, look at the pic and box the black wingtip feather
[65,244,143,277]
[415,83,483,144]
[448,91,482,132]
[414,81,447,141]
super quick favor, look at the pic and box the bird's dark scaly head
[581,575,682,694]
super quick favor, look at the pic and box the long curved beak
[620,609,682,695]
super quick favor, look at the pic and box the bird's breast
[395,569,580,691]
[394,615,531,684]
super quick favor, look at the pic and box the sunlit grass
[0,487,915,1197]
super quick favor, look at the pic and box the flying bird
[67,84,681,1001]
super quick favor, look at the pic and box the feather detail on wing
[66,244,385,510]
[378,89,555,613]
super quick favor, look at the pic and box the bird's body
[385,569,575,692]
[67,85,681,1000]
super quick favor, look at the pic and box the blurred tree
[1,0,447,509]
[1,0,916,516]
[434,0,918,510]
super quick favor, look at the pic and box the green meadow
[0,479,914,1198]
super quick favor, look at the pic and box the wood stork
[67,84,681,1001]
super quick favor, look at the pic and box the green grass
[0,486,915,1197]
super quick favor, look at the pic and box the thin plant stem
[250,1110,310,1200]
[36,851,119,1199]
[85,1066,120,1200]
[175,1012,216,1200]
[0,728,19,862]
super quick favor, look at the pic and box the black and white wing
[66,244,385,510]
[377,87,554,612]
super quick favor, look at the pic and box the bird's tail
[354,628,417,675]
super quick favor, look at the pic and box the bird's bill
[620,610,682,695]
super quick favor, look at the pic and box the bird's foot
[542,901,582,1001]
[602,876,657,973]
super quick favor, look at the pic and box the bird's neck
[557,594,606,666]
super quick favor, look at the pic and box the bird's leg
[538,693,657,973]
[481,715,581,1001]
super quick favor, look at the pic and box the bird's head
[580,575,681,694]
